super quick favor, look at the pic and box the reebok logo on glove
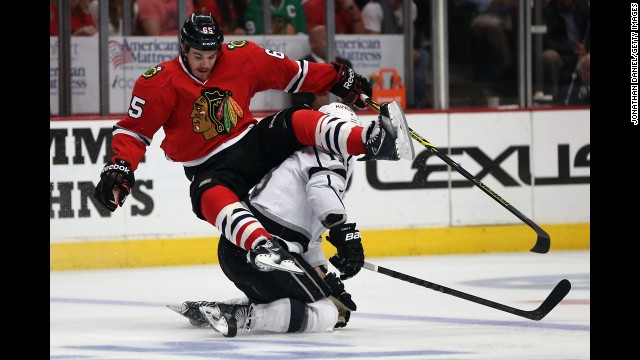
[94,158,135,213]
[342,68,354,90]
[330,62,372,109]
[101,163,131,175]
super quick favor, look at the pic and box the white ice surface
[51,250,590,360]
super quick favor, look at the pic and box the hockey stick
[361,96,550,254]
[362,262,571,321]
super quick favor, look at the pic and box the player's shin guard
[250,298,337,333]
[201,187,273,251]
[306,298,340,331]
[314,113,359,157]
[214,202,271,250]
[291,108,366,156]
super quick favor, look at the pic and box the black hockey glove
[94,158,135,212]
[330,62,372,109]
[326,223,364,280]
[247,237,303,274]
[324,272,357,328]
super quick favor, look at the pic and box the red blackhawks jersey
[111,40,340,171]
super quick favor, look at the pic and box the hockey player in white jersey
[169,103,366,337]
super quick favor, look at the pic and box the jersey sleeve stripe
[113,125,152,146]
[285,60,308,93]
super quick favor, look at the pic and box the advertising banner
[50,110,590,243]
[50,35,404,115]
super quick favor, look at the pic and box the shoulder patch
[141,66,164,79]
[226,40,248,50]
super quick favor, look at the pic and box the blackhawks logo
[191,88,244,140]
[141,66,164,79]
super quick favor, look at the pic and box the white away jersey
[244,145,356,264]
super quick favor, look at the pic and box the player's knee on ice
[251,297,338,333]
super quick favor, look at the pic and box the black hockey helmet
[180,13,223,52]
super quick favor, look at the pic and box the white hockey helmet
[319,102,361,126]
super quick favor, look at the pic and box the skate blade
[199,306,235,337]
[386,101,415,160]
[256,257,304,274]
[166,304,186,315]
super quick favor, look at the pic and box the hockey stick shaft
[363,262,571,321]
[362,96,550,254]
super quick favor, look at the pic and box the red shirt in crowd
[49,3,97,36]
[194,0,242,35]
[303,0,364,34]
[136,0,194,36]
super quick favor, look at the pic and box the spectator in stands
[88,0,127,36]
[414,0,432,107]
[194,0,247,35]
[244,0,307,35]
[292,25,354,110]
[136,0,193,36]
[458,0,518,102]
[303,0,365,34]
[50,1,58,35]
[563,51,589,105]
[50,0,99,36]
[361,0,430,108]
[541,0,590,102]
[470,0,517,70]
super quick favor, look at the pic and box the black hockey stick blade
[531,231,551,254]
[361,95,550,254]
[363,262,571,321]
[524,278,572,321]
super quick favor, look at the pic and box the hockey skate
[249,237,304,274]
[199,303,253,338]
[361,101,415,161]
[167,301,217,327]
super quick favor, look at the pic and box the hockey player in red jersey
[95,14,413,280]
